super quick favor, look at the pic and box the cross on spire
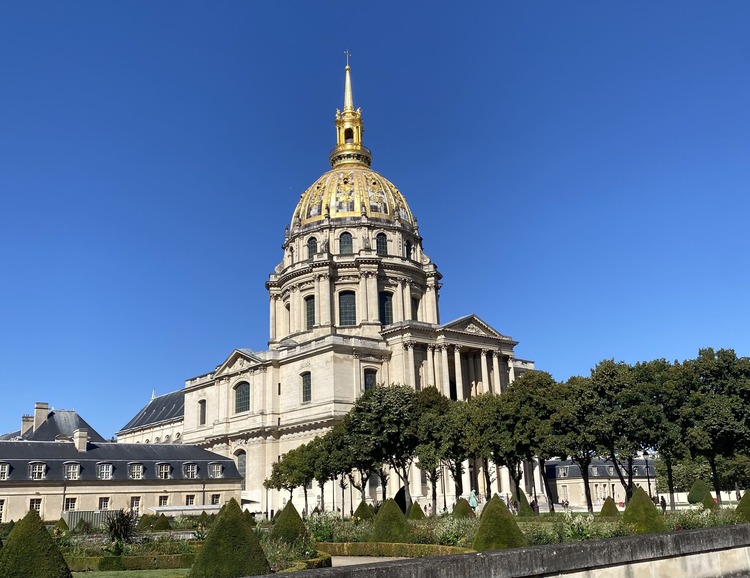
[344,49,351,67]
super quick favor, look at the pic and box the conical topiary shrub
[452,498,475,519]
[136,514,154,531]
[188,498,270,578]
[702,493,718,511]
[198,511,210,526]
[353,500,373,520]
[0,508,72,578]
[472,495,528,551]
[54,518,69,532]
[736,491,750,521]
[600,496,620,517]
[517,490,535,517]
[407,502,426,520]
[687,480,712,504]
[153,513,172,531]
[370,498,413,543]
[269,501,308,545]
[623,487,666,535]
[243,508,257,527]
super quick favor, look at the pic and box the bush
[136,513,154,531]
[452,498,475,519]
[353,500,373,521]
[472,494,528,551]
[687,480,712,504]
[189,497,270,578]
[269,501,308,545]
[736,491,750,521]
[623,487,666,534]
[0,508,72,578]
[370,498,413,543]
[54,518,69,533]
[702,493,718,511]
[407,502,426,520]
[73,518,93,535]
[153,513,172,531]
[243,508,257,528]
[517,490,535,517]
[600,496,620,517]
[107,509,137,543]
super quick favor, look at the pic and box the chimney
[73,428,88,452]
[21,415,34,436]
[33,402,50,431]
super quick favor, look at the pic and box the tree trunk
[378,467,389,503]
[539,457,555,513]
[340,480,346,519]
[609,453,629,500]
[665,455,677,512]
[318,481,325,512]
[581,467,594,514]
[303,487,309,518]
[431,476,438,516]
[399,466,413,511]
[626,456,634,503]
[482,458,492,501]
[708,454,723,505]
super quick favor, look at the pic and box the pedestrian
[660,496,667,514]
[427,502,433,516]
[468,489,478,512]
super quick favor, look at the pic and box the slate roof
[0,430,21,441]
[25,410,107,443]
[118,390,184,435]
[545,457,655,480]
[0,441,240,483]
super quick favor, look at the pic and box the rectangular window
[65,463,79,480]
[590,466,599,476]
[158,464,171,479]
[129,463,143,480]
[338,291,356,326]
[198,400,206,426]
[210,494,220,505]
[30,463,46,480]
[159,495,168,507]
[185,495,195,506]
[64,498,77,511]
[130,496,141,516]
[0,463,8,480]
[302,372,312,403]
[411,297,420,321]
[98,497,109,510]
[30,498,42,512]
[0,499,4,522]
[97,463,113,480]
[184,464,198,479]
[209,464,222,479]
[378,292,393,325]
[558,466,568,478]
[607,466,614,476]
[305,296,315,330]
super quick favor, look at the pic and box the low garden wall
[277,525,750,578]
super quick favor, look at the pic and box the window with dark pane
[339,291,356,326]
[340,232,353,255]
[411,297,420,321]
[405,240,412,259]
[307,237,317,259]
[305,296,315,330]
[198,399,206,425]
[378,291,393,325]
[236,451,246,491]
[376,233,388,256]
[364,368,377,391]
[301,372,312,403]
[234,382,250,413]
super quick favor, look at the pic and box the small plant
[193,522,209,541]
[106,509,137,544]
[623,487,666,534]
[600,496,620,517]
[560,511,595,542]
[353,500,373,521]
[701,493,718,511]
[153,513,172,531]
[687,480,712,504]
[269,501,308,545]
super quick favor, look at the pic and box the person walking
[468,489,479,512]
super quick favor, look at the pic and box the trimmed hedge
[315,542,473,557]
[269,500,308,545]
[54,518,69,532]
[452,498,475,519]
[0,508,72,578]
[189,497,270,578]
[623,486,666,535]
[737,491,750,521]
[687,480,712,504]
[65,554,195,572]
[407,502,426,520]
[137,513,154,531]
[600,496,620,517]
[243,508,257,527]
[517,490,535,517]
[153,513,172,531]
[702,493,718,511]
[278,550,332,572]
[353,500,373,520]
[472,494,528,551]
[370,499,413,543]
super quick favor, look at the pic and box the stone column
[426,345,435,389]
[366,271,378,323]
[395,279,405,322]
[499,466,511,498]
[508,356,516,385]
[404,281,413,319]
[440,345,450,397]
[314,276,322,327]
[492,352,502,394]
[269,295,277,341]
[481,350,490,395]
[453,346,464,401]
[358,275,368,322]
[406,341,417,388]
[321,275,331,326]
[467,352,477,398]
[289,286,298,334]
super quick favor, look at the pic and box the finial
[344,49,351,68]
[343,53,354,111]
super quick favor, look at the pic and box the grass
[73,570,189,578]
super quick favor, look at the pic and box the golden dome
[290,63,416,231]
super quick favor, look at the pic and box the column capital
[453,344,462,353]
[481,348,491,355]
[404,340,417,350]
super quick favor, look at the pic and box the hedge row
[277,550,333,573]
[65,553,195,572]
[315,542,473,557]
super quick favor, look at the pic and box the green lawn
[72,570,189,578]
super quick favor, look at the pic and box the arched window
[339,291,356,326]
[198,400,206,426]
[378,292,393,325]
[376,233,388,256]
[340,232,353,255]
[307,237,317,259]
[305,295,315,330]
[236,451,246,491]
[234,382,250,413]
[301,372,312,403]
[364,368,378,391]
[344,128,354,143]
[404,240,412,260]
[411,297,420,321]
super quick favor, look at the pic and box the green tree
[348,385,421,510]
[414,386,451,516]
[440,400,471,502]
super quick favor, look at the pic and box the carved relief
[465,323,482,334]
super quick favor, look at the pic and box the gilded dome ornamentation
[290,63,416,233]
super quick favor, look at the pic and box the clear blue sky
[1,2,748,438]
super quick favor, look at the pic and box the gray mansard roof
[26,410,107,443]
[0,441,240,483]
[118,390,184,435]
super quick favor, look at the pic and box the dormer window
[183,463,198,479]
[129,463,144,480]
[97,463,113,480]
[30,462,46,480]
[208,463,223,479]
[64,462,80,481]
[157,463,171,480]
[0,463,9,480]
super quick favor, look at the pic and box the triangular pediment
[213,349,263,377]
[441,315,507,339]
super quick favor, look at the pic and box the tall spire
[330,56,372,168]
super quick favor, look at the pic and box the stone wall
[269,525,750,578]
